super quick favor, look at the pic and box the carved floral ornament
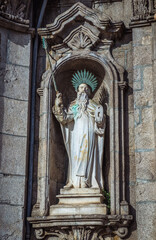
[0,0,29,24]
[29,215,133,240]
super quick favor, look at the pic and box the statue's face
[78,83,90,96]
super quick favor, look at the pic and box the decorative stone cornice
[28,214,133,239]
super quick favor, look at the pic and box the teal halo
[71,69,97,92]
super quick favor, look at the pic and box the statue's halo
[71,69,98,92]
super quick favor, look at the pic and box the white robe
[53,99,105,189]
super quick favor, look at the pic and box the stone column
[132,25,156,240]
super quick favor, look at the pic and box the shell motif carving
[71,31,92,49]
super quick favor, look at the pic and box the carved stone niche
[28,2,133,239]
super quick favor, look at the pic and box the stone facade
[0,0,156,240]
[0,28,32,239]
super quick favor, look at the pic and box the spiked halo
[71,69,98,92]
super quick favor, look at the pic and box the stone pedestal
[50,188,107,216]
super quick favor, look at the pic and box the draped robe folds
[53,99,106,189]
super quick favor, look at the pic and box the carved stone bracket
[28,215,133,240]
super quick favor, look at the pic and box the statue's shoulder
[89,99,101,107]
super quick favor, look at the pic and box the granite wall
[132,25,156,240]
[0,27,32,239]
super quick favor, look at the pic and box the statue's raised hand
[55,92,63,108]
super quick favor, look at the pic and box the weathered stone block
[135,151,155,180]
[0,63,30,100]
[135,108,155,149]
[133,67,141,81]
[95,2,123,25]
[0,134,27,175]
[136,181,156,202]
[113,50,125,68]
[132,27,152,46]
[133,45,152,66]
[0,97,28,136]
[0,27,8,64]
[7,31,31,67]
[0,175,25,205]
[0,204,24,240]
[134,66,153,106]
[136,202,156,240]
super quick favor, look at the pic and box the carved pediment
[38,2,110,38]
[38,2,124,41]
[38,1,124,54]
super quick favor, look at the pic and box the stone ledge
[0,15,34,34]
[28,214,133,239]
[130,17,156,28]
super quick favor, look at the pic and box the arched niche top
[50,54,117,108]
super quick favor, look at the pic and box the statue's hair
[71,69,97,92]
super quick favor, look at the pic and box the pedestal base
[50,188,107,216]
[28,188,133,239]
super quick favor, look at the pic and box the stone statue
[53,70,106,189]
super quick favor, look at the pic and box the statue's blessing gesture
[53,70,106,189]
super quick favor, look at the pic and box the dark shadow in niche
[124,69,137,237]
[103,114,110,196]
[43,0,92,26]
[99,86,110,199]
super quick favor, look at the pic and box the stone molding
[94,0,122,2]
[38,2,124,41]
[28,215,133,240]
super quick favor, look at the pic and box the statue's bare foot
[64,182,73,189]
